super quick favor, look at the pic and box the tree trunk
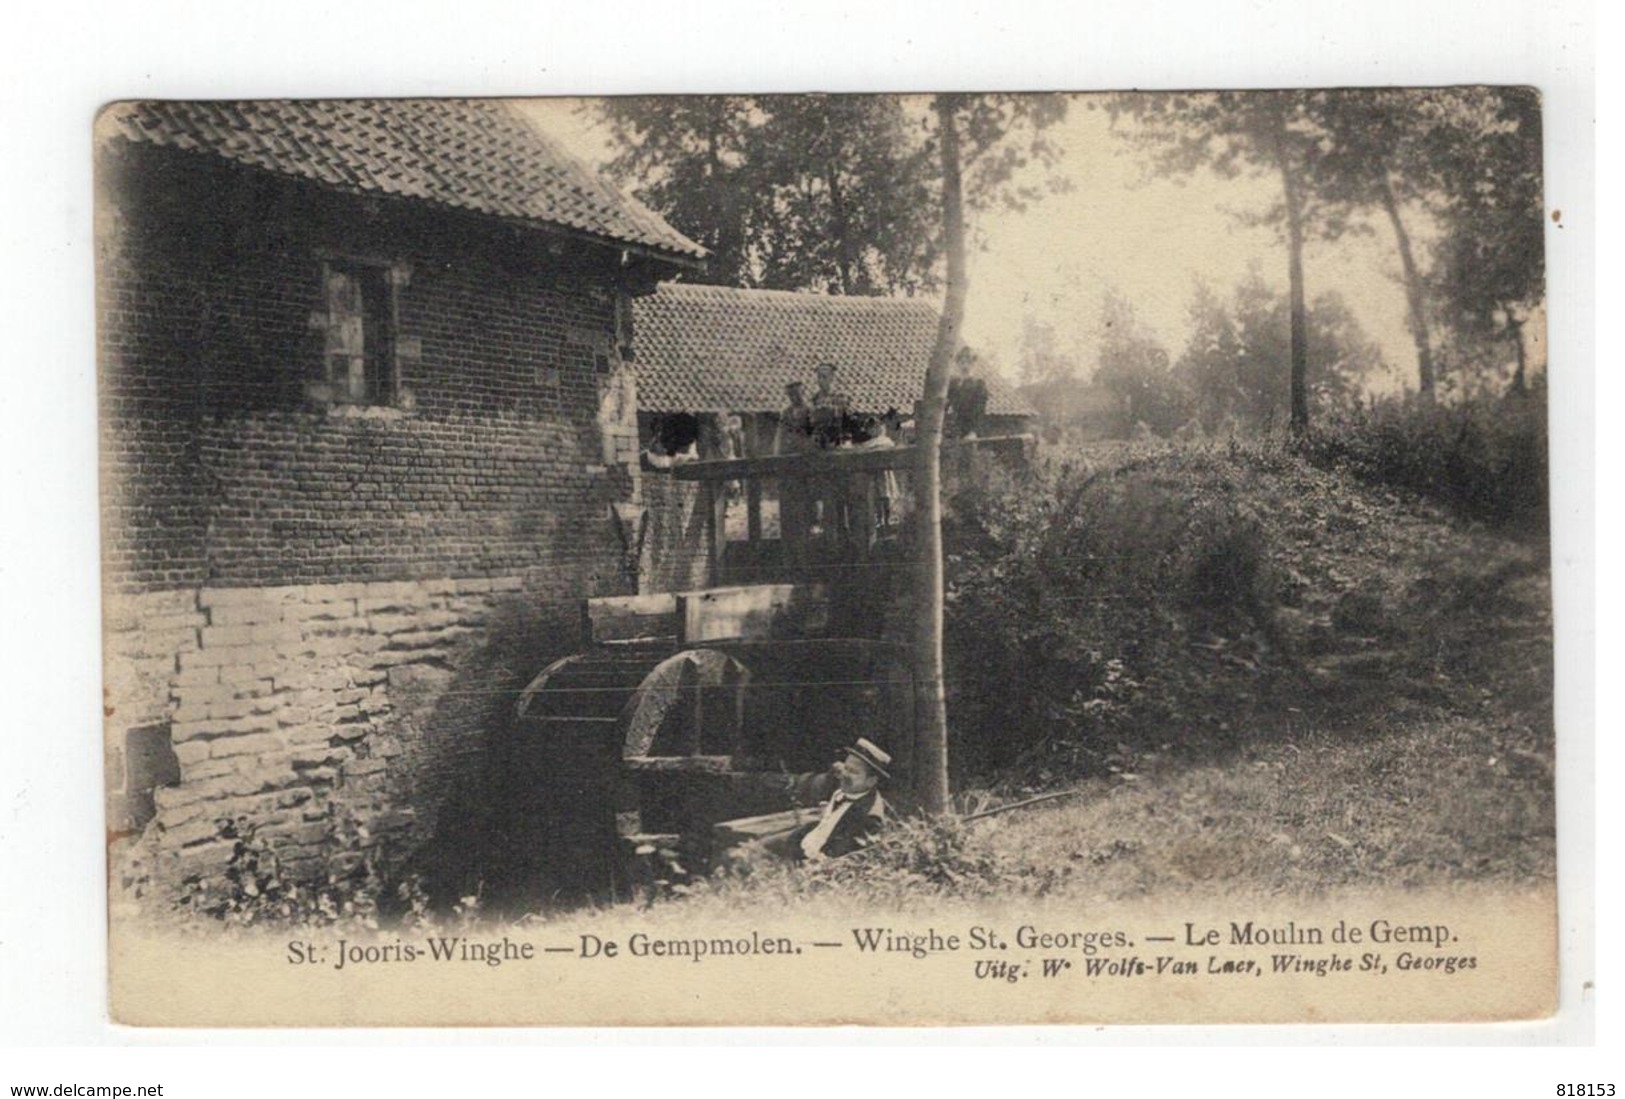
[911,96,965,815]
[1508,311,1528,393]
[1270,101,1311,433]
[827,164,855,295]
[1282,181,1310,433]
[705,104,745,285]
[1378,172,1436,400]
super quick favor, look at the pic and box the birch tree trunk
[1274,143,1313,435]
[1378,172,1437,400]
[911,95,966,814]
[1271,107,1311,434]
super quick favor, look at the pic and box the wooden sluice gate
[501,439,1030,901]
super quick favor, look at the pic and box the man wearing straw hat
[785,738,893,862]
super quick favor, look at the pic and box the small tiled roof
[632,283,1033,417]
[100,99,705,262]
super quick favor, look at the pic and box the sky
[523,95,1428,394]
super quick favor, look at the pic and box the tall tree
[1109,91,1323,432]
[1175,281,1248,430]
[1424,89,1545,392]
[1016,315,1077,387]
[1175,272,1387,429]
[912,92,1067,813]
[1094,289,1181,434]
[1247,89,1431,396]
[1308,88,1481,399]
[1234,88,1541,400]
[597,95,942,295]
[596,97,759,287]
[749,96,942,295]
[1304,291,1389,414]
[910,95,964,814]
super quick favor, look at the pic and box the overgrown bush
[1297,387,1547,528]
[173,810,478,932]
[941,445,1285,785]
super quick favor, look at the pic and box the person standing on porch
[809,361,853,450]
[775,380,816,559]
[774,380,814,455]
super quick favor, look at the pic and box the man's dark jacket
[788,788,888,861]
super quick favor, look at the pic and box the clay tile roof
[631,283,1033,417]
[100,99,705,262]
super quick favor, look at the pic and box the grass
[667,709,1553,918]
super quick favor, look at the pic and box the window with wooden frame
[317,258,399,405]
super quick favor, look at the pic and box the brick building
[96,100,703,896]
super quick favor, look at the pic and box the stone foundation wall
[103,590,206,832]
[105,575,576,891]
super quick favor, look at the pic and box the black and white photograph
[87,85,1563,1027]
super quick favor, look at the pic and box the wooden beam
[622,755,735,774]
[678,583,828,643]
[670,434,1033,482]
[584,593,679,644]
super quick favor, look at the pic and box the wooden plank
[622,755,735,774]
[678,583,828,643]
[713,807,817,844]
[584,592,679,644]
[670,435,1034,481]
[620,832,682,846]
[746,476,763,542]
[705,481,722,587]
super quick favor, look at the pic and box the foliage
[943,93,1072,214]
[176,812,381,927]
[1425,89,1545,384]
[173,810,482,932]
[1315,87,1544,347]
[1023,276,1388,443]
[1310,87,1544,395]
[1111,88,1545,401]
[596,97,759,287]
[596,95,941,293]
[1108,90,1319,427]
[1092,289,1185,435]
[1175,273,1387,432]
[1296,386,1548,528]
[939,409,1548,791]
[1016,314,1079,387]
[800,811,1079,900]
[940,446,1286,783]
[1303,292,1389,413]
[595,93,1067,296]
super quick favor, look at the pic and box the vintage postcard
[98,91,1556,1027]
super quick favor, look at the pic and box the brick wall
[98,143,647,894]
[98,143,637,594]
